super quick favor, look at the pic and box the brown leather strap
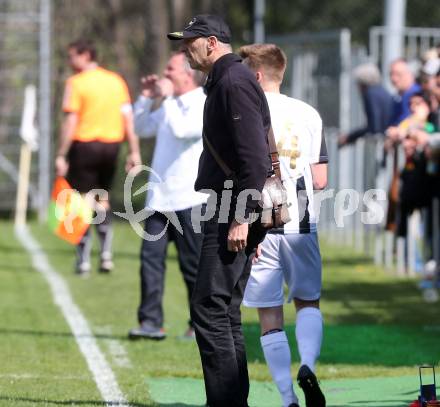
[203,125,281,179]
[267,125,281,179]
[203,132,234,178]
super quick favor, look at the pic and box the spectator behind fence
[389,58,422,126]
[55,39,141,277]
[338,62,393,147]
[386,92,436,277]
[128,52,207,340]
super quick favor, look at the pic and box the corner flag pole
[15,85,39,226]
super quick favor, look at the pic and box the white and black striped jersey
[265,92,328,234]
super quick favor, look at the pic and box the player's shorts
[67,141,120,193]
[243,232,322,308]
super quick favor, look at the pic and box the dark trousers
[190,209,265,407]
[138,207,202,328]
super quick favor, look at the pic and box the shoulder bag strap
[203,125,281,179]
[203,132,234,178]
[267,126,282,180]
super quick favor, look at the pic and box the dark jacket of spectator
[195,53,271,216]
[347,84,394,143]
[391,82,422,125]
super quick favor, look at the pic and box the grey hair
[218,41,232,52]
[172,51,206,86]
[353,63,382,86]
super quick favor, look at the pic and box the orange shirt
[62,67,131,143]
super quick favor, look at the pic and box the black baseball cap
[167,14,231,43]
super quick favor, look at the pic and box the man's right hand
[227,220,249,252]
[141,75,174,99]
[155,78,174,98]
[141,74,159,98]
[55,155,69,177]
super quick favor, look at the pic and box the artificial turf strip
[148,375,424,407]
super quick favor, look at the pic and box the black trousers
[138,208,202,328]
[190,208,265,407]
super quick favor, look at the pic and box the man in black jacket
[168,15,271,407]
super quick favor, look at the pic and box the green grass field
[0,219,439,406]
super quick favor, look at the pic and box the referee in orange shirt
[55,39,141,276]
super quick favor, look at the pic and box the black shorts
[66,141,120,193]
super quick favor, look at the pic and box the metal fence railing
[320,131,440,277]
[0,0,51,217]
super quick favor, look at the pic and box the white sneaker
[76,262,91,277]
[423,287,439,303]
[99,252,113,273]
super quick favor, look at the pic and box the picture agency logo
[114,164,184,241]
[114,164,389,241]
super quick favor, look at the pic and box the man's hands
[227,220,249,252]
[55,155,69,177]
[125,151,142,173]
[253,244,262,264]
[141,75,174,99]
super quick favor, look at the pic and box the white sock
[295,307,323,372]
[260,331,298,407]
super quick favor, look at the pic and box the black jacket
[195,53,271,216]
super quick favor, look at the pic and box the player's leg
[95,196,114,272]
[75,227,92,275]
[66,141,98,275]
[294,299,322,373]
[281,233,325,407]
[258,306,299,407]
[243,234,299,407]
[95,142,120,272]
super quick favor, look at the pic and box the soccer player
[239,44,328,407]
[55,39,141,276]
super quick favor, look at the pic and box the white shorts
[243,232,322,308]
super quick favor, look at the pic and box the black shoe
[128,321,166,340]
[288,404,299,407]
[297,365,326,407]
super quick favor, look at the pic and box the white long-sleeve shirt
[134,86,208,212]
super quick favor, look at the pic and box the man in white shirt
[128,52,207,340]
[239,44,328,407]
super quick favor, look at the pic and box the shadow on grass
[243,322,440,367]
[0,327,130,341]
[0,396,150,406]
[157,404,203,407]
[0,264,35,273]
[347,401,409,407]
[323,279,440,325]
[322,255,373,267]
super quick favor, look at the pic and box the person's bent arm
[133,96,161,138]
[55,112,78,177]
[122,107,141,172]
[166,95,204,139]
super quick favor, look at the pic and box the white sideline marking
[107,340,132,369]
[15,225,130,406]
[95,326,132,369]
